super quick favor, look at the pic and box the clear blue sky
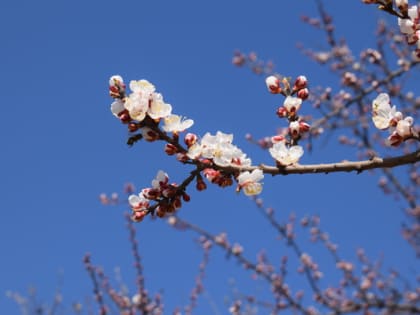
[1,1,417,314]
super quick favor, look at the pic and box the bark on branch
[222,149,420,176]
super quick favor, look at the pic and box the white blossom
[187,131,251,167]
[372,93,400,130]
[237,169,264,196]
[148,93,172,120]
[124,80,155,122]
[269,142,304,165]
[162,114,194,133]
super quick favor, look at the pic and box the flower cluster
[128,170,190,222]
[108,76,266,222]
[186,131,264,195]
[265,75,309,165]
[396,1,420,59]
[372,93,416,146]
[109,75,194,136]
[187,131,251,167]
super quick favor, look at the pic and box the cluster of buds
[265,75,310,166]
[128,170,190,222]
[108,75,194,138]
[372,93,417,146]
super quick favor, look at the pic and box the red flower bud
[294,75,307,90]
[165,143,179,155]
[297,88,309,100]
[276,106,288,118]
[184,133,198,147]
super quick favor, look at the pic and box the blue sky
[1,1,417,314]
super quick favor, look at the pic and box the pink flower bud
[217,175,233,187]
[165,143,179,155]
[156,206,167,218]
[289,121,300,139]
[142,188,160,200]
[109,75,124,87]
[232,54,246,66]
[196,177,207,191]
[271,134,285,143]
[128,123,140,132]
[182,192,191,202]
[203,168,221,183]
[231,243,243,255]
[171,197,182,210]
[141,127,159,142]
[388,131,403,146]
[294,75,308,90]
[119,110,131,124]
[396,116,413,138]
[184,133,198,147]
[299,121,311,133]
[276,106,288,118]
[132,211,146,222]
[176,153,189,163]
[109,75,126,98]
[265,75,282,94]
[162,186,177,198]
[300,253,313,267]
[297,88,309,100]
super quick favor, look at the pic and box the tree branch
[220,149,420,175]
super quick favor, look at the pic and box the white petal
[128,195,141,207]
[243,182,262,196]
[110,99,125,117]
[288,146,304,164]
[372,116,390,129]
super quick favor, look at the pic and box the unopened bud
[176,153,189,163]
[182,192,191,202]
[276,106,288,118]
[184,133,198,147]
[289,121,300,139]
[271,134,285,143]
[196,177,207,191]
[128,123,140,132]
[171,197,182,210]
[109,75,124,87]
[141,127,159,141]
[388,131,403,146]
[165,143,179,155]
[294,75,307,90]
[119,110,131,124]
[299,121,311,133]
[265,76,282,94]
[109,75,126,98]
[132,211,146,222]
[297,88,309,100]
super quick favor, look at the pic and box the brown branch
[311,61,419,130]
[220,149,420,176]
